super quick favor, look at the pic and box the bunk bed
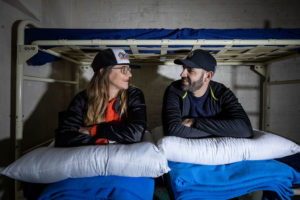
[11,20,300,199]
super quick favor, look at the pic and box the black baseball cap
[174,49,217,72]
[91,48,140,72]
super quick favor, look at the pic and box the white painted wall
[1,0,300,198]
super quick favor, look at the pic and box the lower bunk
[2,128,300,200]
[21,154,300,200]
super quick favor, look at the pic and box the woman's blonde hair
[85,66,128,126]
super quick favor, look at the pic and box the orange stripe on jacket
[91,98,120,145]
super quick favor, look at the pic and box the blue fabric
[37,176,154,200]
[24,28,300,65]
[168,160,300,200]
[188,89,213,118]
[262,154,300,200]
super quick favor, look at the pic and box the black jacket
[162,80,253,138]
[55,86,147,147]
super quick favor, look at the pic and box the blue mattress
[25,28,300,65]
[25,28,300,43]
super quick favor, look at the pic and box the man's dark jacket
[55,86,147,147]
[162,80,253,138]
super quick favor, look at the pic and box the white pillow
[154,126,300,165]
[1,132,169,183]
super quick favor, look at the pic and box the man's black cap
[91,48,139,72]
[174,49,217,72]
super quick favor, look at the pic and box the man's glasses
[112,66,132,75]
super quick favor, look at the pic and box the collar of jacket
[82,89,123,116]
[170,80,191,116]
[113,92,122,115]
[170,80,219,116]
[112,86,136,115]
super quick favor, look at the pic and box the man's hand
[182,118,195,127]
[79,126,92,135]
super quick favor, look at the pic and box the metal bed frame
[14,20,300,199]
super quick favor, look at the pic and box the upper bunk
[23,26,300,67]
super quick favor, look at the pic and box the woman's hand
[78,126,92,135]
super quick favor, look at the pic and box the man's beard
[181,74,204,93]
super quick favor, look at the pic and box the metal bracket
[127,39,139,55]
[17,45,38,64]
[250,65,266,78]
[161,39,169,55]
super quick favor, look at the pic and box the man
[162,49,253,138]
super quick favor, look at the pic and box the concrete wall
[269,57,300,141]
[1,0,300,198]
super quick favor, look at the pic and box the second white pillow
[154,126,300,165]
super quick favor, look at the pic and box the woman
[28,49,153,200]
[55,48,147,147]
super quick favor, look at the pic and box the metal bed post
[262,65,271,132]
[15,20,82,200]
[15,20,39,200]
[250,64,267,131]
[16,20,39,159]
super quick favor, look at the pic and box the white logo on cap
[118,52,128,60]
[112,48,130,64]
